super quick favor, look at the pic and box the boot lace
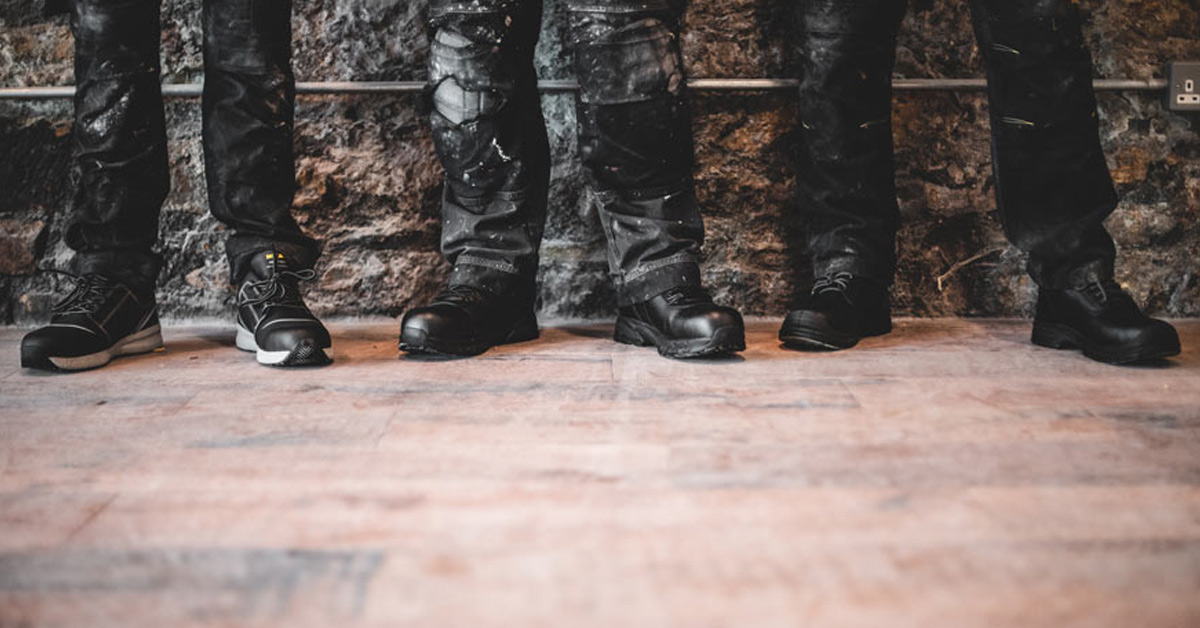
[240,268,316,307]
[433,284,489,308]
[812,272,854,296]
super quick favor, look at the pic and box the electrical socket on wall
[1167,61,1200,112]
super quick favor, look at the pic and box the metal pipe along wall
[0,78,1172,99]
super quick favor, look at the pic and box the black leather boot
[399,285,539,357]
[21,272,162,371]
[779,272,891,350]
[1032,279,1180,364]
[614,286,745,359]
[235,251,331,367]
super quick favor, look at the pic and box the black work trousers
[428,0,704,306]
[66,0,318,291]
[797,0,1118,288]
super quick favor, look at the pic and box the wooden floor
[1,319,1199,628]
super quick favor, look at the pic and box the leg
[969,0,1116,288]
[429,0,549,299]
[779,0,906,351]
[795,0,907,283]
[202,0,318,283]
[971,0,1179,364]
[204,0,331,367]
[567,0,702,306]
[22,0,168,372]
[399,0,547,357]
[65,0,169,291]
[568,0,744,358]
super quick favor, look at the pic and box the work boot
[1032,278,1180,364]
[399,284,539,357]
[235,251,331,367]
[779,272,891,350]
[21,272,162,371]
[614,286,745,359]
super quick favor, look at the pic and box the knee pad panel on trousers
[430,28,511,125]
[569,11,683,106]
[428,4,532,195]
[568,4,690,192]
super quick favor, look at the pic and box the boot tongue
[249,250,290,279]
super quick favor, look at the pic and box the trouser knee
[568,2,692,193]
[428,2,538,194]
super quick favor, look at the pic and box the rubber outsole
[779,312,892,352]
[779,325,862,351]
[1031,322,1181,365]
[236,324,331,367]
[613,316,745,359]
[21,325,164,372]
[398,323,540,357]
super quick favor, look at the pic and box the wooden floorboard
[1,319,1199,628]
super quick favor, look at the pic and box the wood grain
[1,319,1198,628]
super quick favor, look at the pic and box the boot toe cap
[256,321,331,353]
[676,306,744,340]
[400,305,470,342]
[21,326,103,360]
[1125,318,1181,354]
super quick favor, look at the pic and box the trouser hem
[618,258,701,307]
[227,236,320,284]
[449,257,534,303]
[73,250,160,293]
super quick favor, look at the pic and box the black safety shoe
[21,273,162,371]
[1032,279,1180,365]
[779,272,891,350]
[399,284,538,357]
[614,286,745,359]
[236,251,331,367]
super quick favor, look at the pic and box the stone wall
[1,0,1198,324]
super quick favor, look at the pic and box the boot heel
[614,317,653,347]
[503,315,540,345]
[1032,323,1078,350]
[864,310,893,337]
[115,325,165,356]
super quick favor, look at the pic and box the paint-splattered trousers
[65,0,318,289]
[428,0,704,306]
[798,0,1118,288]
